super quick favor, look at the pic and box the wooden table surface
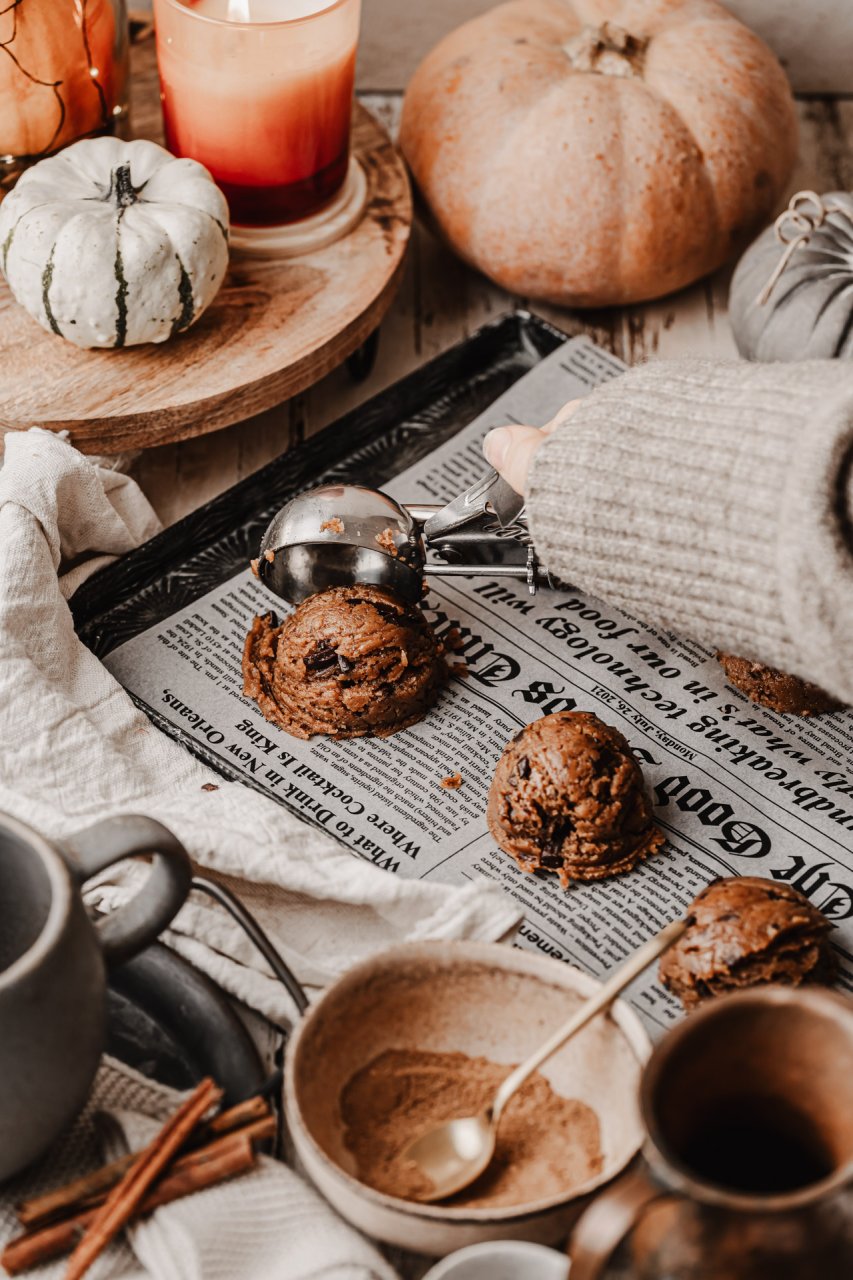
[132,93,853,529]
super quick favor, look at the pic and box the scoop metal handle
[491,919,689,1125]
[423,467,524,539]
[256,477,543,606]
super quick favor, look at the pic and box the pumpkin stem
[111,163,138,209]
[563,22,648,78]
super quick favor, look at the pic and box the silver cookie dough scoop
[258,484,424,605]
[256,470,548,606]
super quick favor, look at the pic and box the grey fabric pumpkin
[729,190,853,361]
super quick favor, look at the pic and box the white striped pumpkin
[0,137,229,349]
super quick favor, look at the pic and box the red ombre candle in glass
[153,0,360,229]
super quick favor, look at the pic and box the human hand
[482,399,582,496]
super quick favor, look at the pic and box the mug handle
[62,815,192,966]
[569,1167,677,1280]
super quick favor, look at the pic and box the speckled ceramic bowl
[284,940,651,1257]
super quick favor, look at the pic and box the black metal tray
[72,311,568,653]
[107,942,266,1105]
[73,317,574,1117]
[73,313,567,1106]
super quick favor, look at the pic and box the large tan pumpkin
[400,0,798,307]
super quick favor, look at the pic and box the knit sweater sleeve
[526,358,853,705]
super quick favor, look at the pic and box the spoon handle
[491,918,688,1123]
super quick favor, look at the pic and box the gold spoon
[401,918,688,1202]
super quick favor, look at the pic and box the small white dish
[423,1239,570,1280]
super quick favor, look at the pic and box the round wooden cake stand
[0,34,412,454]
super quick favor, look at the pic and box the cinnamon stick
[24,1113,275,1234]
[17,1094,271,1230]
[63,1076,221,1280]
[3,1132,257,1277]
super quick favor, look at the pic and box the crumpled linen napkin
[0,429,520,1023]
[0,1058,397,1280]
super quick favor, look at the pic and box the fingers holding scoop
[483,399,582,496]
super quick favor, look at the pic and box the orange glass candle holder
[153,0,361,228]
[0,0,128,187]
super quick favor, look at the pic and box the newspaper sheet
[104,337,853,1034]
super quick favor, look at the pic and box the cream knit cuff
[527,358,853,702]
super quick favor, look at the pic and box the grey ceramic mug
[0,811,192,1181]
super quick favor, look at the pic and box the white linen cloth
[0,429,520,1025]
[0,1057,397,1280]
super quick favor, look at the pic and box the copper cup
[570,985,853,1280]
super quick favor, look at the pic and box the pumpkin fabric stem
[111,162,137,208]
[562,23,649,78]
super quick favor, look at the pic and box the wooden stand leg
[347,327,381,382]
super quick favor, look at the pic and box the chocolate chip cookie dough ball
[487,711,664,887]
[717,652,842,716]
[660,876,835,1010]
[242,585,447,740]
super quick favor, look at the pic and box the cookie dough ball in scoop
[487,711,664,887]
[242,584,447,740]
[660,876,835,1010]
